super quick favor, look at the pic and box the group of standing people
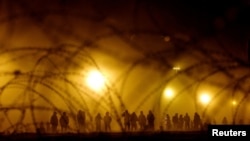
[48,110,206,133]
[49,110,155,133]
[50,111,69,133]
[163,112,202,131]
[49,110,113,133]
[95,112,112,132]
[79,110,155,133]
[121,110,155,132]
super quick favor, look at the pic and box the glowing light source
[199,93,211,105]
[232,100,237,106]
[173,67,180,72]
[163,88,174,98]
[86,70,106,92]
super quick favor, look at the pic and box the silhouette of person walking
[172,113,179,130]
[130,112,138,131]
[77,110,86,132]
[60,112,69,133]
[122,110,130,131]
[193,112,201,130]
[147,110,155,131]
[138,111,146,131]
[103,112,112,132]
[50,111,58,133]
[178,114,184,130]
[165,114,171,131]
[184,113,190,130]
[95,113,102,132]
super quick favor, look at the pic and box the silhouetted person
[122,110,130,131]
[138,111,146,131]
[172,113,179,130]
[178,114,184,130]
[222,117,228,124]
[184,113,190,130]
[130,112,138,131]
[95,113,102,132]
[60,112,69,133]
[77,110,86,132]
[193,112,201,130]
[165,114,171,131]
[103,112,112,132]
[50,111,58,133]
[147,110,155,131]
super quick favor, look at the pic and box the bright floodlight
[164,88,174,98]
[232,100,237,106]
[173,67,180,71]
[173,67,180,72]
[199,93,211,105]
[86,70,106,92]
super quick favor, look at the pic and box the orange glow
[232,100,237,106]
[163,88,174,98]
[199,93,211,105]
[86,70,106,92]
[173,67,181,71]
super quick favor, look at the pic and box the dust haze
[0,0,250,133]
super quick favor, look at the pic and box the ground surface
[0,131,210,141]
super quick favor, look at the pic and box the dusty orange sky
[0,0,249,132]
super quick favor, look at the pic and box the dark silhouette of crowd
[163,112,204,131]
[121,110,156,132]
[1,109,235,134]
[49,111,69,133]
[47,109,157,133]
